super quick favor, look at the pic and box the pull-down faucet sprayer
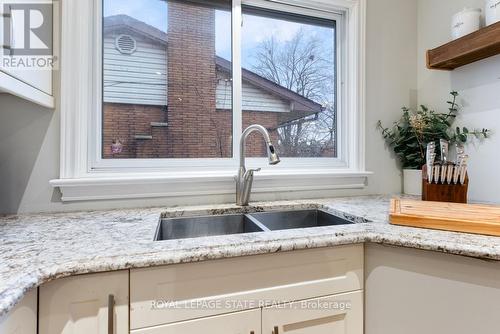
[236,124,280,206]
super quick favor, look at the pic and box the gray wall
[0,0,417,214]
[0,94,60,213]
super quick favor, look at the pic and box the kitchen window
[52,0,367,201]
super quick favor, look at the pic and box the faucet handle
[244,168,261,181]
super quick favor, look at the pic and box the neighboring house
[102,6,323,159]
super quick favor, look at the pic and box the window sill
[50,169,372,202]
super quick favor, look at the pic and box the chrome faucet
[236,124,280,206]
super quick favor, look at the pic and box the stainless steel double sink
[155,209,354,241]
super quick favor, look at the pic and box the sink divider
[245,214,271,232]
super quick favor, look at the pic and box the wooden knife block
[421,165,468,203]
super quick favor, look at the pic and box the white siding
[104,34,288,111]
[216,73,290,112]
[103,33,167,106]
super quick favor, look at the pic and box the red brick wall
[243,111,279,157]
[103,103,279,158]
[103,103,170,158]
[214,109,279,157]
[165,1,222,158]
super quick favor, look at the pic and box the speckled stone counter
[1,195,500,316]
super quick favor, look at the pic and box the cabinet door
[131,309,261,334]
[39,271,129,334]
[0,288,37,334]
[262,291,363,334]
[0,0,53,95]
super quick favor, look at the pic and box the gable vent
[115,34,137,54]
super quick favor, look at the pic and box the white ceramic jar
[451,8,482,40]
[485,0,500,26]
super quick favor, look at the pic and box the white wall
[364,0,418,195]
[0,0,416,214]
[418,0,500,203]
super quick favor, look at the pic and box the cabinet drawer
[262,291,363,334]
[131,309,261,334]
[131,244,363,329]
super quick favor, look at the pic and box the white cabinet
[131,309,261,334]
[0,0,54,107]
[34,244,363,334]
[0,288,37,334]
[130,245,364,329]
[365,244,500,334]
[263,292,363,334]
[38,270,129,334]
[130,244,363,334]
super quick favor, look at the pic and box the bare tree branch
[251,28,336,157]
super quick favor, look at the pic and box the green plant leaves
[377,92,490,169]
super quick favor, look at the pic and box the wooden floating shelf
[427,21,500,70]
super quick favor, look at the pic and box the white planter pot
[403,169,422,196]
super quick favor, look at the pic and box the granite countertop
[1,195,500,317]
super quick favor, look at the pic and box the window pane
[241,8,337,158]
[102,0,232,159]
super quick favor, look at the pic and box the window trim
[52,0,369,201]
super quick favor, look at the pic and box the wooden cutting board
[389,198,500,236]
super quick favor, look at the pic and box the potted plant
[378,92,490,195]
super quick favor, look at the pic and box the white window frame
[51,0,369,202]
